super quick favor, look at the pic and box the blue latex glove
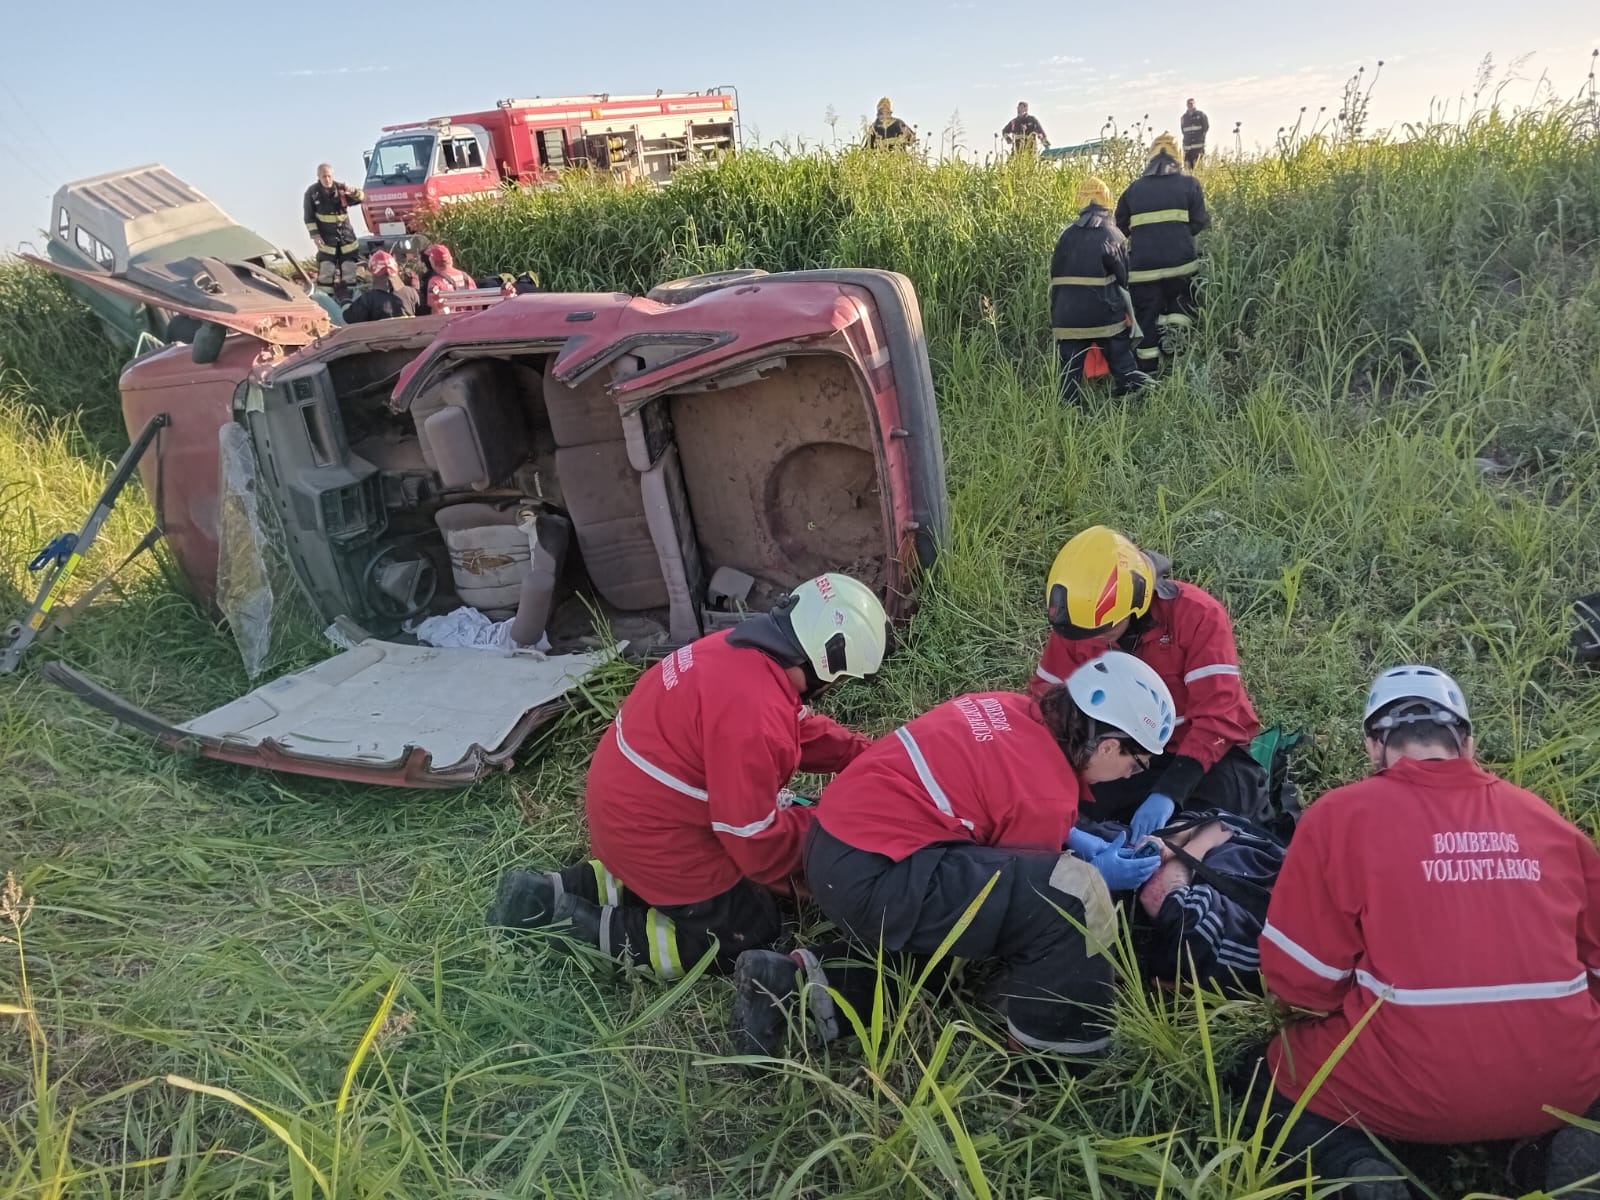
[1129,791,1177,844]
[1084,831,1160,892]
[1066,827,1108,859]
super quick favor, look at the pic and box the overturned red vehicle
[28,259,949,787]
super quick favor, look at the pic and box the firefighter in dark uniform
[1115,134,1209,372]
[1002,101,1050,155]
[303,163,365,291]
[1050,177,1151,405]
[1181,98,1209,167]
[865,97,916,149]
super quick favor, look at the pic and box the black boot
[1546,1119,1600,1196]
[1114,370,1154,396]
[730,949,802,1056]
[1340,1158,1409,1200]
[487,869,563,930]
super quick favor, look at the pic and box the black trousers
[1131,275,1199,368]
[804,824,1115,1053]
[1239,1059,1600,1194]
[1082,744,1270,826]
[1056,332,1141,406]
[1184,146,1204,168]
[558,859,783,978]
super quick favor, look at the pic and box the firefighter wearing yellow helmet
[866,97,917,149]
[1114,132,1210,372]
[1031,526,1268,837]
[1049,176,1152,405]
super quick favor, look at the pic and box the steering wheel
[361,541,439,622]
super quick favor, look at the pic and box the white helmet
[1066,650,1176,755]
[1363,665,1471,733]
[780,573,890,683]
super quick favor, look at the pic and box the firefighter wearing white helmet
[1252,663,1600,1197]
[729,651,1178,1067]
[489,573,888,981]
[1034,524,1267,839]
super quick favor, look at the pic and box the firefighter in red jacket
[1255,666,1600,1199]
[730,651,1176,1067]
[1031,525,1266,836]
[420,243,477,315]
[488,574,889,979]
[303,163,364,290]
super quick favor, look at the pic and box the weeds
[2,87,1600,1197]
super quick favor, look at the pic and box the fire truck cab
[361,90,739,243]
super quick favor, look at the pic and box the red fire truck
[360,90,740,242]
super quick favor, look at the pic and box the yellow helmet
[1046,526,1156,639]
[1076,176,1112,209]
[1150,132,1182,162]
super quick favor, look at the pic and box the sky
[1,0,1596,255]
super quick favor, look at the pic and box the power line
[0,78,76,177]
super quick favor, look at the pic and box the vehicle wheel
[646,269,768,305]
[190,321,225,364]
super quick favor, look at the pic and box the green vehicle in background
[46,164,343,352]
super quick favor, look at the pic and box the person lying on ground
[488,573,889,980]
[1031,525,1267,835]
[1248,664,1600,1200]
[729,650,1175,1075]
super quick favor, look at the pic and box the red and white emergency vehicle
[360,90,740,241]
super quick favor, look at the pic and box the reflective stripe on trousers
[1127,260,1200,284]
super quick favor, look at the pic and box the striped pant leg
[559,862,784,979]
[1155,275,1199,354]
[1129,282,1165,369]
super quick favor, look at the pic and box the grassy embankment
[3,106,1599,1197]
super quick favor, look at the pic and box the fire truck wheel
[646,269,769,305]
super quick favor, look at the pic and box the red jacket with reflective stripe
[1261,756,1600,1142]
[816,692,1082,861]
[1029,581,1258,770]
[585,630,872,906]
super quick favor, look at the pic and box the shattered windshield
[365,134,436,186]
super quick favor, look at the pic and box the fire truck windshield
[365,134,435,186]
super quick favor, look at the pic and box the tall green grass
[3,101,1599,1198]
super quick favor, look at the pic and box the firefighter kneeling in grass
[729,652,1174,1078]
[303,163,364,292]
[1251,666,1600,1200]
[1115,133,1209,372]
[1031,526,1269,834]
[488,574,887,979]
[1050,176,1152,405]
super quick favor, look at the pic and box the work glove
[1065,826,1107,859]
[1070,829,1159,892]
[1129,792,1176,844]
